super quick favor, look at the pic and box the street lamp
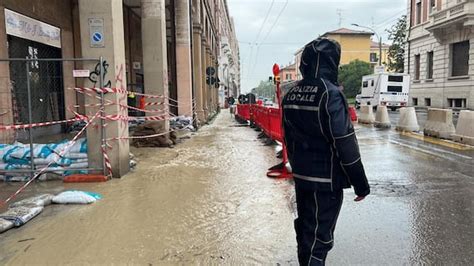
[351,23,382,66]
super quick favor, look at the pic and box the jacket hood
[299,38,341,83]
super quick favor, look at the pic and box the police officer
[282,38,370,265]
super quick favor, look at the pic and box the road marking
[389,140,473,165]
[392,138,472,160]
[400,131,473,151]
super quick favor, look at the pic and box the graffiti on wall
[89,61,112,88]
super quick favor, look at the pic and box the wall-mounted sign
[5,9,61,48]
[73,69,90,78]
[89,18,105,48]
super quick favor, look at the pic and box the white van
[355,73,410,111]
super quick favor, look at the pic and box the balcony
[426,0,474,35]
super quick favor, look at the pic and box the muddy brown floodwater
[0,111,473,265]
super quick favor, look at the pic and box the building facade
[217,0,240,107]
[0,0,239,176]
[322,28,374,65]
[370,41,390,66]
[294,28,378,79]
[406,0,474,109]
[279,63,297,82]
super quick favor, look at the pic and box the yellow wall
[325,34,372,65]
[370,46,390,65]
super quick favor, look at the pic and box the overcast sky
[227,0,407,93]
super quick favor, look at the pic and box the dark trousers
[295,185,344,266]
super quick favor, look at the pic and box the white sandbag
[68,162,89,169]
[0,175,31,182]
[0,206,43,227]
[48,141,68,154]
[10,194,55,208]
[52,191,97,204]
[0,218,14,233]
[71,158,88,163]
[0,163,15,170]
[9,143,29,159]
[68,138,87,153]
[0,145,21,162]
[63,152,88,160]
[33,153,60,165]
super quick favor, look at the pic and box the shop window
[425,98,431,107]
[448,98,466,108]
[414,54,420,80]
[413,97,418,106]
[451,41,470,77]
[427,51,434,79]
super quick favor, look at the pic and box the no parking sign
[89,18,105,48]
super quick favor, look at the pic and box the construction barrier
[358,105,375,124]
[423,108,456,139]
[452,110,474,145]
[261,107,270,137]
[396,107,419,132]
[374,106,391,128]
[349,106,358,122]
[249,104,256,125]
[236,104,251,121]
[268,107,283,142]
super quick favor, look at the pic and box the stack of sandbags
[132,121,174,147]
[0,139,89,182]
[170,116,195,131]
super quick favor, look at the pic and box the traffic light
[274,75,281,84]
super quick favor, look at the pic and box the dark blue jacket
[282,38,370,197]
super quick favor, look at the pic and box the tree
[338,60,372,98]
[386,15,407,73]
[251,80,275,100]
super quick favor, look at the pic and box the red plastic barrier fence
[254,105,263,128]
[236,104,251,121]
[348,106,358,122]
[249,104,256,124]
[261,107,270,136]
[268,107,283,142]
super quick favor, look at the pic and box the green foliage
[250,80,275,100]
[338,60,372,98]
[386,15,407,73]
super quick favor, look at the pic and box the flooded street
[1,112,473,265]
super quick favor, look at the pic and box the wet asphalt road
[0,111,473,265]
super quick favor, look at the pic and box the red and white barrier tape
[72,87,168,100]
[120,103,167,114]
[101,144,113,177]
[73,87,125,94]
[103,115,168,122]
[107,113,198,142]
[73,102,114,108]
[0,108,102,207]
[131,91,165,99]
[144,101,166,106]
[107,131,169,141]
[0,117,84,131]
